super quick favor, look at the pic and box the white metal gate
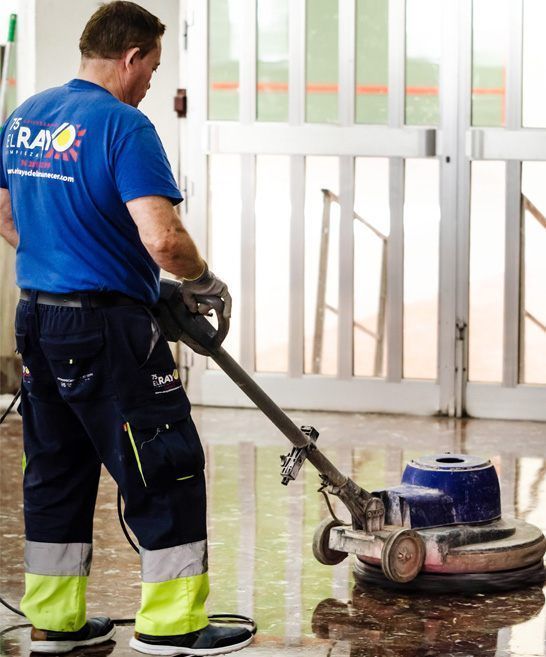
[182,0,546,420]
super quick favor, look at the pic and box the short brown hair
[79,1,165,59]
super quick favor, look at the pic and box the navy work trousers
[15,294,210,633]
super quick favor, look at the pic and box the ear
[123,47,141,71]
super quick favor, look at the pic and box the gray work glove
[181,264,232,319]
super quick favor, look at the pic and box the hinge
[183,19,189,50]
[184,8,194,51]
[454,319,468,418]
[456,319,467,341]
[181,176,193,213]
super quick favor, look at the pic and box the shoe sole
[129,634,253,656]
[30,626,116,654]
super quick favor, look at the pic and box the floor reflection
[0,407,545,656]
[312,585,546,657]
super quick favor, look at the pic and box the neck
[77,58,127,103]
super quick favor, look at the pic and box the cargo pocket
[15,332,31,383]
[39,331,106,401]
[15,332,27,357]
[103,307,190,416]
[124,410,205,489]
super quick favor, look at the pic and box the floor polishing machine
[138,280,546,592]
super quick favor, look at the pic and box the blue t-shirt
[0,79,182,304]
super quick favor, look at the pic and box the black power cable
[116,488,139,553]
[0,390,258,639]
[0,390,25,619]
[0,389,20,425]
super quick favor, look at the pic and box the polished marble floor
[0,406,545,656]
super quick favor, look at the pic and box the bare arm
[0,188,18,248]
[127,195,205,280]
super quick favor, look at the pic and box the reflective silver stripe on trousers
[140,539,208,583]
[25,541,92,577]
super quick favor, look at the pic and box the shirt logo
[5,117,87,163]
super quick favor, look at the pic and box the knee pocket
[125,414,205,490]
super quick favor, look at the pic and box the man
[0,2,254,655]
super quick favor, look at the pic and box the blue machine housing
[374,454,501,529]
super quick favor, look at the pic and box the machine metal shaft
[211,345,348,488]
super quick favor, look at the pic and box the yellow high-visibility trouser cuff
[21,573,87,632]
[136,572,209,636]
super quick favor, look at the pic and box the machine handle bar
[155,279,348,488]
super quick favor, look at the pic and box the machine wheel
[381,529,425,583]
[312,518,348,566]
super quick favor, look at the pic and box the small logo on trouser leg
[151,369,182,394]
[22,365,32,383]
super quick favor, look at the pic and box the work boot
[30,617,115,653]
[130,622,254,656]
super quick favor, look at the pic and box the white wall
[0,1,35,103]
[1,0,180,174]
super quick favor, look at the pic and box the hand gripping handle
[154,279,229,355]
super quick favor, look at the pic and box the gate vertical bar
[338,0,356,129]
[374,239,388,376]
[453,0,472,417]
[240,0,257,127]
[386,0,405,383]
[438,0,472,416]
[312,192,332,373]
[288,0,306,377]
[502,0,523,388]
[184,0,209,400]
[239,0,257,372]
[338,0,356,380]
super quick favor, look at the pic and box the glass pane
[472,0,508,127]
[522,0,546,128]
[403,160,439,380]
[209,0,241,120]
[355,0,388,124]
[520,163,546,384]
[255,156,291,372]
[306,0,338,123]
[353,158,389,378]
[257,0,288,122]
[304,157,340,375]
[208,155,241,365]
[405,0,441,126]
[469,162,506,383]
